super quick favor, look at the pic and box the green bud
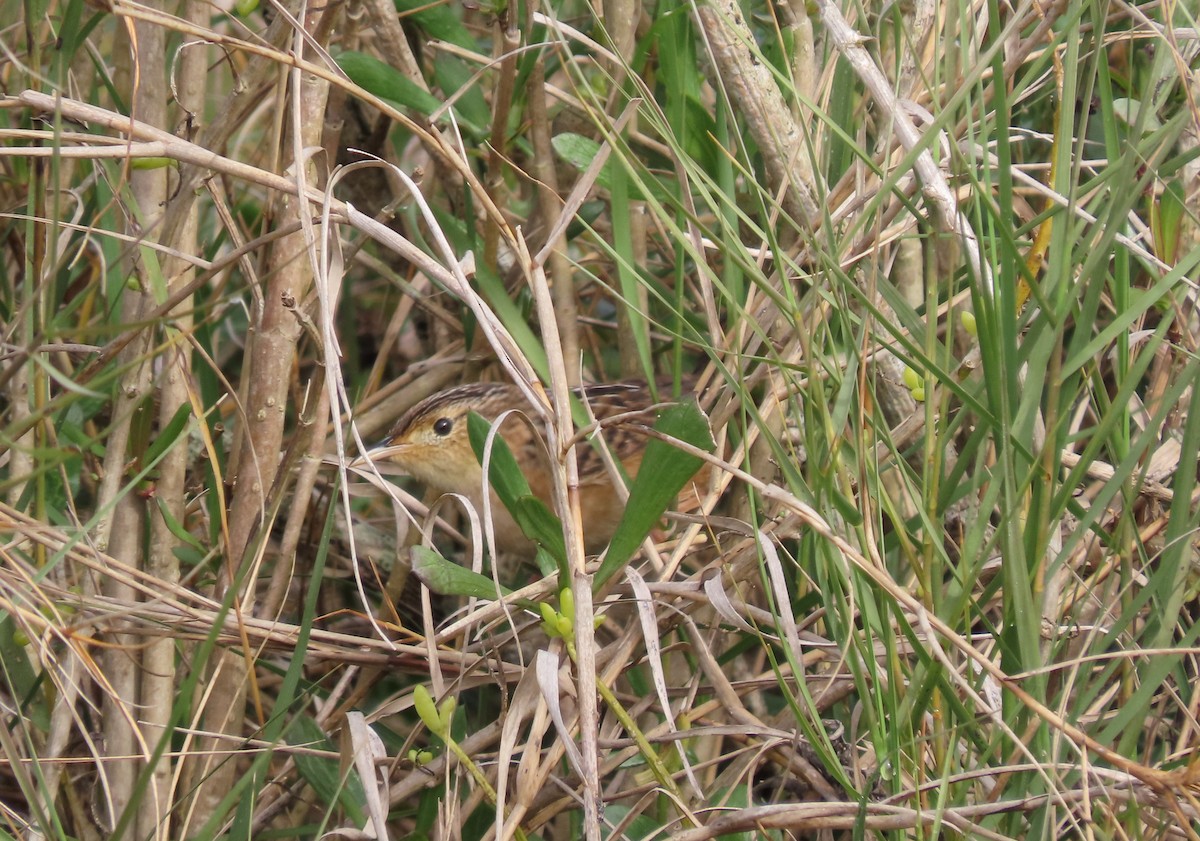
[413,685,442,734]
[961,311,977,337]
[902,366,923,391]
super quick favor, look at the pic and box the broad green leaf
[171,545,209,567]
[466,411,567,572]
[338,50,487,137]
[432,59,489,132]
[410,545,514,601]
[391,0,491,134]
[466,411,533,505]
[552,133,672,205]
[595,400,714,589]
[394,0,473,48]
[552,133,612,188]
[511,495,567,568]
[532,546,559,578]
[338,51,444,119]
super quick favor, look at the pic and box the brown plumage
[374,380,693,553]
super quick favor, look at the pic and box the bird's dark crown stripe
[390,380,662,439]
[391,382,509,436]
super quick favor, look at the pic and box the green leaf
[830,488,864,526]
[154,495,205,552]
[432,58,490,131]
[290,714,367,826]
[338,51,487,138]
[171,544,210,567]
[553,133,609,184]
[56,1,108,88]
[410,545,514,601]
[466,411,533,504]
[552,133,672,205]
[532,546,559,578]
[467,262,550,376]
[465,412,567,571]
[0,616,49,733]
[394,0,474,48]
[1153,176,1185,263]
[600,804,666,840]
[338,51,444,118]
[141,402,192,469]
[390,0,489,132]
[595,400,713,589]
[511,496,567,566]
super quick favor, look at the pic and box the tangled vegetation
[1,0,1199,838]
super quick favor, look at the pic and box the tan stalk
[182,1,335,826]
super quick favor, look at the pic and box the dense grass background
[2,0,1200,838]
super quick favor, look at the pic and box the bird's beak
[345,437,406,473]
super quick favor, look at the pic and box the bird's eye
[432,417,453,436]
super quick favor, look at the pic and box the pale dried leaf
[536,648,584,775]
[347,712,388,840]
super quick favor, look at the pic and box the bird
[368,379,699,554]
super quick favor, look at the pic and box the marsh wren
[371,380,696,553]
